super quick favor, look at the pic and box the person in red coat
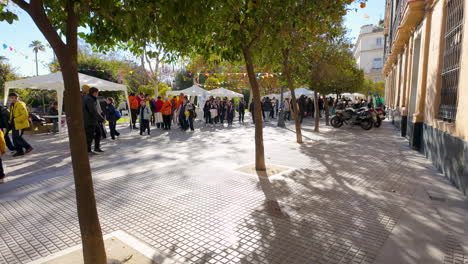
[154,96,164,129]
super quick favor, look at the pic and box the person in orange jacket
[161,97,173,130]
[128,92,139,129]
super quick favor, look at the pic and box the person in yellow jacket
[0,129,6,183]
[8,92,33,157]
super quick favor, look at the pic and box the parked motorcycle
[373,107,386,128]
[330,107,374,130]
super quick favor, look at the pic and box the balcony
[383,0,426,75]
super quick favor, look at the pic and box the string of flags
[2,43,30,60]
[1,42,52,68]
[187,72,282,78]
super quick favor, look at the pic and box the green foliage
[0,61,18,99]
[174,70,194,90]
[357,79,385,97]
[157,82,171,98]
[0,3,17,24]
[137,85,154,96]
[137,82,171,97]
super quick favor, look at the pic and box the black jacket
[238,102,245,112]
[263,101,273,112]
[82,94,104,126]
[105,104,117,122]
[0,106,10,129]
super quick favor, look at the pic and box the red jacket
[155,99,163,112]
[129,96,139,110]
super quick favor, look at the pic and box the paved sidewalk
[0,119,466,264]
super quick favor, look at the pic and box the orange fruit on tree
[360,2,366,8]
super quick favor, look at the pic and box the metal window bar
[438,0,464,122]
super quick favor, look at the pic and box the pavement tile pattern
[0,119,466,264]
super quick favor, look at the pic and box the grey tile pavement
[0,118,466,264]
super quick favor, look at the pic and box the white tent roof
[262,94,280,99]
[167,85,210,96]
[352,93,366,98]
[209,87,244,98]
[4,72,129,133]
[5,72,127,92]
[283,88,314,98]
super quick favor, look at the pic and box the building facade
[353,25,385,82]
[383,0,467,195]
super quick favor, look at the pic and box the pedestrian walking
[82,87,104,154]
[105,98,120,140]
[154,96,164,129]
[204,100,211,125]
[284,98,291,121]
[238,98,245,123]
[8,93,33,157]
[161,97,173,130]
[48,102,59,133]
[128,92,139,129]
[171,96,179,125]
[148,95,156,126]
[97,98,107,139]
[226,100,235,126]
[139,100,152,135]
[263,97,273,122]
[0,105,15,152]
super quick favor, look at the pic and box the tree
[0,59,19,98]
[168,0,277,171]
[29,40,45,76]
[0,1,148,262]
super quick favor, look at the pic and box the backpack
[115,109,121,120]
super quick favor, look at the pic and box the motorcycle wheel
[360,119,373,130]
[374,117,382,128]
[331,116,343,128]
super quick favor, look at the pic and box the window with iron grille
[438,0,464,122]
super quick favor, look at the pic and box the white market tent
[262,94,280,99]
[283,88,315,98]
[341,93,353,99]
[166,84,210,97]
[4,72,129,133]
[352,93,366,99]
[209,87,244,98]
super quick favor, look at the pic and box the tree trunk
[26,2,108,263]
[282,49,302,143]
[63,4,107,264]
[243,46,266,171]
[314,91,319,132]
[35,51,39,76]
[18,4,107,264]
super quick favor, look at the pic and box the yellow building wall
[413,17,430,123]
[454,1,468,140]
[423,0,445,127]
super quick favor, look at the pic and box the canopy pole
[57,89,64,134]
[124,89,131,128]
[3,87,10,106]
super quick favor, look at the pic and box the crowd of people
[83,89,198,155]
[0,92,34,183]
[0,87,381,183]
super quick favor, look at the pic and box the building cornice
[383,0,427,75]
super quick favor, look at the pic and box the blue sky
[1,0,385,77]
